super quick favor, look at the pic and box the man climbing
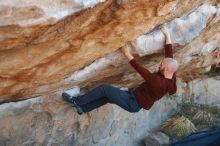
[62,28,178,115]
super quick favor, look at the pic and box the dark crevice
[206,65,220,77]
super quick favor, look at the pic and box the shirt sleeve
[165,44,173,58]
[129,58,155,83]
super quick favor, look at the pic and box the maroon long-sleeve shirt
[129,44,177,110]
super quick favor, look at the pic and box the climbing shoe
[62,92,84,115]
[62,92,75,104]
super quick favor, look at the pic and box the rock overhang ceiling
[0,0,219,102]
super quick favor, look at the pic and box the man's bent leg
[81,97,110,113]
[75,83,141,113]
[74,84,114,105]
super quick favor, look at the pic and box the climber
[62,27,178,115]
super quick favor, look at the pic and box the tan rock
[0,0,219,104]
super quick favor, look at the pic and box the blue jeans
[74,83,141,113]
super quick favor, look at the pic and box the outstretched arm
[120,43,134,61]
[120,43,154,82]
[161,28,173,58]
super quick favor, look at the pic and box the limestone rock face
[0,0,219,102]
[0,0,106,26]
[0,0,219,145]
[0,91,178,146]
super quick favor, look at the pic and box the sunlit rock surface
[186,77,220,106]
[0,0,219,145]
[0,0,219,102]
[0,0,106,26]
[132,4,219,56]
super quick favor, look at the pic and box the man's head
[159,58,178,78]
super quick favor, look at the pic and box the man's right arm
[129,58,154,82]
[121,44,155,83]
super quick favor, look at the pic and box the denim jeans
[74,83,141,113]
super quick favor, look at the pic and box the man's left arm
[161,28,173,58]
[165,44,173,58]
[161,28,178,95]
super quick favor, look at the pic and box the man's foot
[62,92,84,115]
[62,92,75,104]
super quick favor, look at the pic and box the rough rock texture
[0,0,219,102]
[0,0,219,145]
[184,77,220,106]
[0,88,178,146]
[0,0,106,26]
[0,77,219,146]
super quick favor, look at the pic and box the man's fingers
[120,42,134,55]
[161,27,169,36]
[120,46,127,55]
